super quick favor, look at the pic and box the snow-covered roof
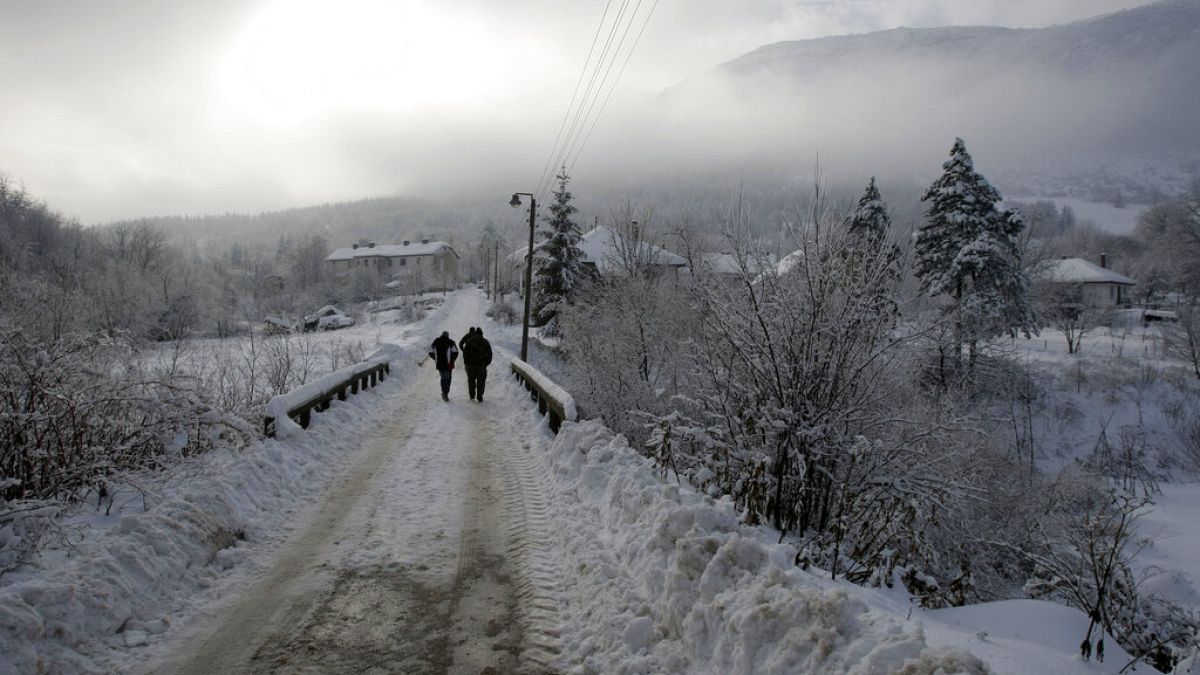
[701,252,776,275]
[1035,257,1135,285]
[326,241,456,262]
[577,225,687,273]
[506,226,686,274]
[776,249,809,276]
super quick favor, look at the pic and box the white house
[326,240,460,291]
[696,252,777,278]
[1035,256,1136,307]
[509,226,687,278]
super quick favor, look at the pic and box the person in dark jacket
[460,327,493,401]
[429,330,459,401]
[459,326,477,354]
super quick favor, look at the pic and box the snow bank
[264,354,393,430]
[923,599,1131,673]
[0,348,414,674]
[545,420,988,674]
[511,357,577,422]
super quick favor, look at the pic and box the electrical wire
[566,0,659,176]
[537,0,633,200]
[532,0,658,204]
[533,0,615,200]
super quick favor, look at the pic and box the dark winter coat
[429,334,459,371]
[459,331,476,353]
[462,334,493,370]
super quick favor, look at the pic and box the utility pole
[509,192,537,362]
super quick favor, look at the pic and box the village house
[1035,254,1136,307]
[509,225,687,279]
[698,251,777,278]
[325,239,460,291]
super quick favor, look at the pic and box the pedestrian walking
[459,326,477,353]
[429,330,459,401]
[461,327,493,401]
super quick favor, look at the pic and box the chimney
[352,243,359,249]
[422,238,429,244]
[368,242,375,248]
[403,240,410,246]
[1100,253,1107,268]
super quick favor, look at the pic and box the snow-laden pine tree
[533,169,590,334]
[846,177,890,243]
[842,177,901,314]
[916,139,1036,371]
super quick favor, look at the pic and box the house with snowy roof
[326,239,459,291]
[698,252,777,277]
[1034,255,1135,307]
[509,225,687,278]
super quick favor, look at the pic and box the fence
[263,359,391,437]
[511,358,577,433]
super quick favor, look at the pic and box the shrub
[0,330,249,572]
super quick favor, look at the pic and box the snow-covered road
[3,288,1144,674]
[149,291,563,674]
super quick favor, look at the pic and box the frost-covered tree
[844,177,901,295]
[916,138,1036,371]
[533,168,591,334]
[846,177,890,243]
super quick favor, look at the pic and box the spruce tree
[843,177,900,315]
[846,177,890,243]
[533,168,590,334]
[916,139,1036,370]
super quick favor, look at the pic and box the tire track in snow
[164,383,431,675]
[156,290,568,674]
[495,372,566,673]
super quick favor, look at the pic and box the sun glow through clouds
[222,0,505,125]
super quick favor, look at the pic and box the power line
[566,0,659,176]
[533,0,615,199]
[537,0,634,200]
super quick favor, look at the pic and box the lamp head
[509,194,522,208]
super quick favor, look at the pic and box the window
[400,258,407,266]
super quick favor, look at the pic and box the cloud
[0,0,1160,222]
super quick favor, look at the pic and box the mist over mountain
[652,0,1200,198]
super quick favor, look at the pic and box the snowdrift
[545,419,989,674]
[0,345,414,674]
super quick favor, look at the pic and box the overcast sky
[0,0,1153,223]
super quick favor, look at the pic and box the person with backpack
[428,330,459,401]
[460,327,493,402]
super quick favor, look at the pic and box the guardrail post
[299,408,311,429]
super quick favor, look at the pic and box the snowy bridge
[160,291,576,674]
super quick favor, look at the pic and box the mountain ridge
[702,0,1200,82]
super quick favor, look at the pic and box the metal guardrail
[511,359,575,433]
[263,361,391,437]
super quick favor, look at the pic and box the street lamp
[510,192,536,361]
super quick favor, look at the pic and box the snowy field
[2,288,1198,673]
